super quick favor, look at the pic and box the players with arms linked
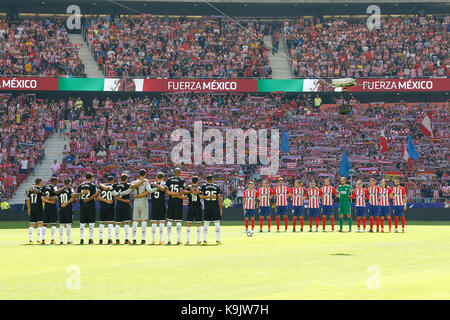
[181,176,203,245]
[77,173,101,244]
[390,178,407,232]
[320,178,338,231]
[26,178,44,244]
[337,177,353,232]
[165,168,186,245]
[257,180,272,232]
[289,180,306,232]
[243,181,258,234]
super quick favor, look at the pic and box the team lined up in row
[26,169,223,245]
[242,177,407,233]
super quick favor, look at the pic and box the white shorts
[133,202,149,221]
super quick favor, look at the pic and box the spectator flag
[380,130,389,153]
[420,112,433,137]
[338,150,351,178]
[402,135,419,167]
[281,128,289,153]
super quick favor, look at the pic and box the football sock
[59,225,64,242]
[197,226,202,243]
[159,222,164,242]
[259,216,263,230]
[292,217,297,230]
[267,217,271,230]
[29,227,34,241]
[244,219,249,230]
[300,217,304,229]
[89,223,95,240]
[80,223,85,240]
[394,217,399,229]
[42,226,47,241]
[124,224,130,240]
[401,216,405,229]
[388,217,392,231]
[51,226,56,241]
[132,222,138,241]
[37,227,42,241]
[362,217,367,229]
[251,219,255,231]
[315,217,319,229]
[370,217,374,230]
[186,226,191,243]
[339,217,343,230]
[167,221,172,242]
[322,217,326,230]
[347,217,352,229]
[203,221,209,242]
[375,217,380,229]
[276,216,280,230]
[380,217,385,230]
[176,222,182,242]
[107,223,113,240]
[357,217,361,228]
[309,217,313,229]
[284,216,288,230]
[142,221,147,241]
[330,216,335,229]
[115,225,120,240]
[151,223,157,242]
[99,224,104,240]
[67,224,72,242]
[215,221,221,242]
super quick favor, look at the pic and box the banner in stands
[143,79,258,92]
[348,78,450,92]
[0,77,58,91]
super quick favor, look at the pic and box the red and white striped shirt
[378,187,391,206]
[272,186,290,206]
[243,189,258,210]
[391,186,406,206]
[290,187,306,207]
[305,187,322,208]
[350,188,369,206]
[257,187,271,207]
[367,186,380,206]
[320,186,337,206]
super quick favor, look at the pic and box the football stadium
[0,0,449,303]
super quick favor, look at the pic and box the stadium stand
[284,15,449,78]
[0,17,86,77]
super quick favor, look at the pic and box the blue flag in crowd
[281,129,289,153]
[407,135,419,160]
[338,150,351,177]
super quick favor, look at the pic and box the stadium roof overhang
[1,0,448,17]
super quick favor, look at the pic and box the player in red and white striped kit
[303,181,323,232]
[243,182,258,233]
[257,180,272,232]
[378,179,392,232]
[289,180,306,232]
[390,178,407,232]
[271,178,290,232]
[349,180,369,232]
[367,178,381,232]
[320,178,337,231]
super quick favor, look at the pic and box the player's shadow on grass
[330,253,353,256]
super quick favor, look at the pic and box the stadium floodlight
[331,78,357,89]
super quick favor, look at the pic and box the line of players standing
[242,176,408,234]
[26,168,223,245]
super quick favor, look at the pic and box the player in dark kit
[113,173,132,244]
[97,176,116,244]
[77,173,100,245]
[182,176,203,245]
[150,172,167,245]
[26,177,45,244]
[58,178,86,244]
[165,168,185,245]
[200,174,223,245]
[41,177,70,244]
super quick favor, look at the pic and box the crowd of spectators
[0,94,53,199]
[0,17,85,77]
[84,15,272,78]
[15,93,446,203]
[284,15,449,78]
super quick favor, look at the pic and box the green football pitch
[0,221,449,300]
